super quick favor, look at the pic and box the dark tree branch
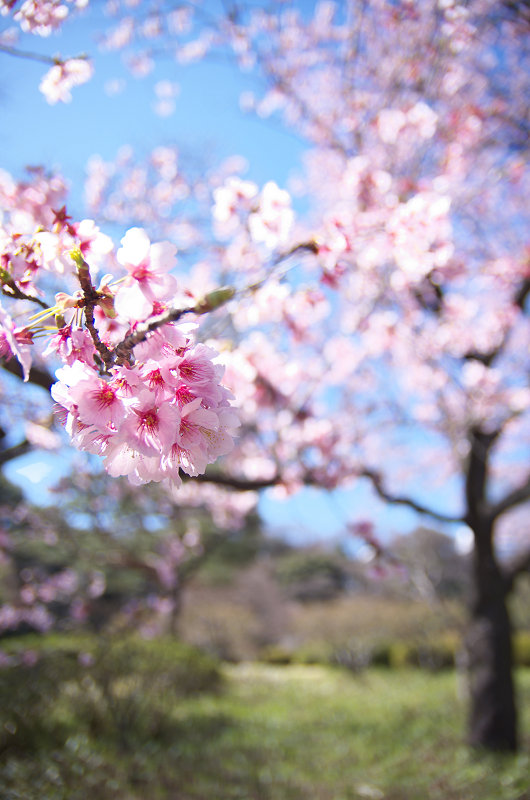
[501,0,530,27]
[0,438,32,467]
[514,276,530,311]
[0,43,62,66]
[193,461,472,525]
[1,359,54,392]
[360,468,465,524]
[72,251,115,371]
[463,276,530,366]
[113,304,196,366]
[464,426,501,526]
[1,282,49,310]
[490,476,530,522]
[191,470,281,491]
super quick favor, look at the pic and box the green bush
[321,634,460,673]
[337,631,529,672]
[258,642,342,667]
[0,633,222,753]
[95,635,222,695]
[291,643,333,665]
[257,636,461,673]
[75,635,223,743]
[387,641,412,669]
[385,638,456,670]
[0,646,81,754]
[330,643,373,671]
[514,630,530,667]
[258,644,294,664]
[370,642,392,667]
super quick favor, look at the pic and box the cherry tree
[1,0,529,753]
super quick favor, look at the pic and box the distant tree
[390,527,469,602]
[274,549,352,602]
[0,462,263,639]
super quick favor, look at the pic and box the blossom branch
[1,277,49,310]
[360,468,465,524]
[192,470,281,491]
[113,304,196,366]
[464,276,530,367]
[242,240,321,297]
[1,358,54,391]
[71,250,114,371]
[0,43,63,66]
[112,286,236,366]
[273,240,320,264]
[490,476,530,522]
[0,438,32,467]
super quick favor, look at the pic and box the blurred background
[0,1,529,797]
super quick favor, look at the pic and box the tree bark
[465,516,517,751]
[463,425,518,752]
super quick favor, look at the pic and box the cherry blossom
[248,181,294,249]
[0,302,33,380]
[114,227,178,321]
[48,314,240,486]
[39,57,93,104]
[3,0,88,37]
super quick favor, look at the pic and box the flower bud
[193,286,235,314]
[70,247,90,279]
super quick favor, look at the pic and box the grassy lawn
[155,664,530,800]
[1,662,529,800]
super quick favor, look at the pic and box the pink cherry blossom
[248,181,294,249]
[114,227,178,321]
[0,302,33,380]
[213,177,258,238]
[68,373,126,430]
[121,397,181,456]
[39,57,93,104]
[76,219,114,268]
[10,0,74,37]
[43,325,97,366]
[48,317,240,486]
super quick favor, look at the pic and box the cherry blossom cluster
[0,0,93,103]
[213,177,294,251]
[51,325,240,487]
[39,57,93,104]
[1,0,88,38]
[0,170,239,485]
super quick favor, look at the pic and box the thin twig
[0,43,60,65]
[1,283,48,310]
[113,305,196,366]
[72,250,114,371]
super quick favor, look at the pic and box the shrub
[78,635,222,743]
[0,633,222,753]
[370,642,392,667]
[258,645,294,665]
[330,643,373,672]
[514,631,530,667]
[291,643,333,665]
[385,638,457,670]
[0,646,80,754]
[324,634,460,673]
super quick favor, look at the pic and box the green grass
[1,663,529,800]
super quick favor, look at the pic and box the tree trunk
[466,518,517,751]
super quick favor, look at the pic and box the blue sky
[1,7,305,213]
[0,6,463,546]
